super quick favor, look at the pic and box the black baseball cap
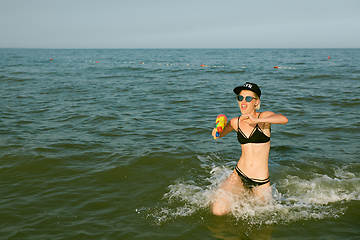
[233,82,261,98]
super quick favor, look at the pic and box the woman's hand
[212,128,219,139]
[240,114,257,125]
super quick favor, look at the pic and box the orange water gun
[214,114,227,139]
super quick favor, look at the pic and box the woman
[211,82,288,216]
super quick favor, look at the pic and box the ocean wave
[215,69,246,74]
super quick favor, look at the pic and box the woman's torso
[232,113,271,179]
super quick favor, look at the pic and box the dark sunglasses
[237,95,257,102]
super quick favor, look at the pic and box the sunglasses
[237,95,257,102]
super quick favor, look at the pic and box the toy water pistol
[214,114,227,139]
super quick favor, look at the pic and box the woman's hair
[254,93,260,110]
[255,100,261,110]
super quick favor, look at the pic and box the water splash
[144,156,359,226]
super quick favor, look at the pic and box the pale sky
[1,0,359,48]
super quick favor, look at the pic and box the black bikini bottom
[235,165,270,189]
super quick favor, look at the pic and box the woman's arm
[241,111,288,125]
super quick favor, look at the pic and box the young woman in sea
[211,82,288,216]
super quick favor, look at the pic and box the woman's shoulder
[230,116,240,122]
[229,117,240,128]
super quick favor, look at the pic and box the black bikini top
[237,113,270,145]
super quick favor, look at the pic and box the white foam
[145,157,359,225]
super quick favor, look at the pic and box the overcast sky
[1,0,359,48]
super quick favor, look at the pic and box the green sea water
[0,49,359,239]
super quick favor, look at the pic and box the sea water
[0,49,359,239]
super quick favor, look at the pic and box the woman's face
[237,90,259,113]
